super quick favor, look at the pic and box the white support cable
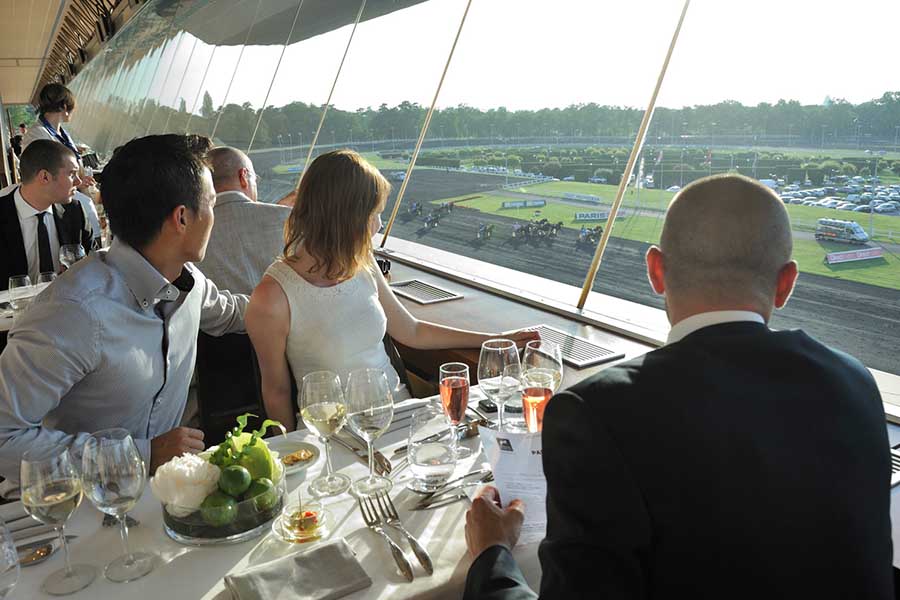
[380,0,475,247]
[247,0,308,153]
[300,0,369,171]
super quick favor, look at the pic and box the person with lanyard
[21,83,102,248]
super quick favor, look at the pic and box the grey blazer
[196,191,292,295]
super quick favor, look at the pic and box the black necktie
[36,212,53,274]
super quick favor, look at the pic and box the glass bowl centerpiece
[151,415,287,545]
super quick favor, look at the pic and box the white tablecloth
[14,418,543,599]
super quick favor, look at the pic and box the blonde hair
[284,150,391,280]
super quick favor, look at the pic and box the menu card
[479,426,547,545]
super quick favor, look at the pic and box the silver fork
[374,492,433,575]
[358,497,414,582]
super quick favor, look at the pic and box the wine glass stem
[118,515,132,562]
[59,526,73,577]
[367,440,375,481]
[322,436,335,481]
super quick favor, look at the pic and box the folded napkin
[224,539,371,600]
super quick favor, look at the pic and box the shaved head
[208,146,257,200]
[658,174,793,309]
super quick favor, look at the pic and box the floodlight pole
[576,0,691,309]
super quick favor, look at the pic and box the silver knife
[331,434,388,476]
[12,524,56,542]
[338,430,392,475]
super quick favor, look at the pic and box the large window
[62,0,900,376]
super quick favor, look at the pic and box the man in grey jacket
[197,147,292,295]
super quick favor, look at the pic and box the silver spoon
[18,542,57,567]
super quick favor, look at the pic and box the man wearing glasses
[463,174,893,598]
[197,147,292,295]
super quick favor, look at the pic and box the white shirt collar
[13,186,52,222]
[666,310,766,345]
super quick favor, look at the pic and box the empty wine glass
[37,272,57,285]
[477,339,521,431]
[0,520,18,599]
[21,445,96,595]
[7,276,32,312]
[439,362,471,459]
[345,368,394,496]
[59,244,86,270]
[300,371,351,497]
[82,429,153,583]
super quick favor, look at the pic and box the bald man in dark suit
[463,174,893,599]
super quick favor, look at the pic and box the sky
[170,0,900,112]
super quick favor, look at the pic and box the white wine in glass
[301,371,351,497]
[346,368,394,496]
[21,445,96,595]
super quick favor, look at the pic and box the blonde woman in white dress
[246,150,537,431]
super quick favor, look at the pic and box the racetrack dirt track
[268,167,900,374]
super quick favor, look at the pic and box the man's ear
[645,246,666,295]
[773,260,798,309]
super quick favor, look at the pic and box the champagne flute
[82,429,154,583]
[59,244,86,270]
[21,445,96,595]
[0,520,18,598]
[439,362,471,459]
[7,276,32,312]
[345,368,394,496]
[300,371,351,497]
[477,339,521,431]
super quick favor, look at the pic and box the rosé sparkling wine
[522,387,552,433]
[440,376,469,424]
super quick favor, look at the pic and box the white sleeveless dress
[264,260,409,400]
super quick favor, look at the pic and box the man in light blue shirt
[0,134,247,481]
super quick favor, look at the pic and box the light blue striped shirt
[0,239,247,481]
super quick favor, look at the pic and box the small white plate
[266,439,320,476]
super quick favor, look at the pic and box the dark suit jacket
[0,188,93,291]
[465,322,893,599]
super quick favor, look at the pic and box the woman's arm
[372,259,538,350]
[246,276,297,431]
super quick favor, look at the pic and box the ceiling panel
[0,0,66,104]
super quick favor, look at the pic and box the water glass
[7,275,32,312]
[21,445,96,595]
[82,429,154,583]
[407,403,456,492]
[478,339,522,431]
[345,368,394,496]
[0,521,18,599]
[59,244,86,270]
[300,371,351,497]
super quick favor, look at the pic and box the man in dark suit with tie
[463,174,893,599]
[0,140,92,290]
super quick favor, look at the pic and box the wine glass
[0,520,18,598]
[82,429,154,583]
[345,368,394,496]
[21,445,96,595]
[300,371,351,497]
[7,276,32,312]
[37,272,57,285]
[59,244,86,270]
[439,362,471,459]
[477,339,521,431]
